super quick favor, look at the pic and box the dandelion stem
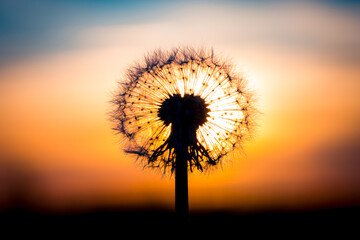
[175,142,189,221]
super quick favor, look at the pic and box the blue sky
[0,0,178,62]
[0,0,359,64]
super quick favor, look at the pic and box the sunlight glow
[113,49,256,173]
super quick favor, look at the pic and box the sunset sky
[1,0,360,213]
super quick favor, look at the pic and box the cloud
[75,1,360,64]
[0,0,176,63]
[1,1,359,65]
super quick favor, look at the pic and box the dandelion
[111,47,256,219]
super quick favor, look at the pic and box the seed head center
[158,94,210,129]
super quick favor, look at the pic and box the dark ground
[1,206,359,236]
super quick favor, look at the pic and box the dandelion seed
[111,47,257,219]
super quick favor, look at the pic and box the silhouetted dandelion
[111,47,256,220]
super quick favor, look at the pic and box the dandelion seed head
[112,47,256,174]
